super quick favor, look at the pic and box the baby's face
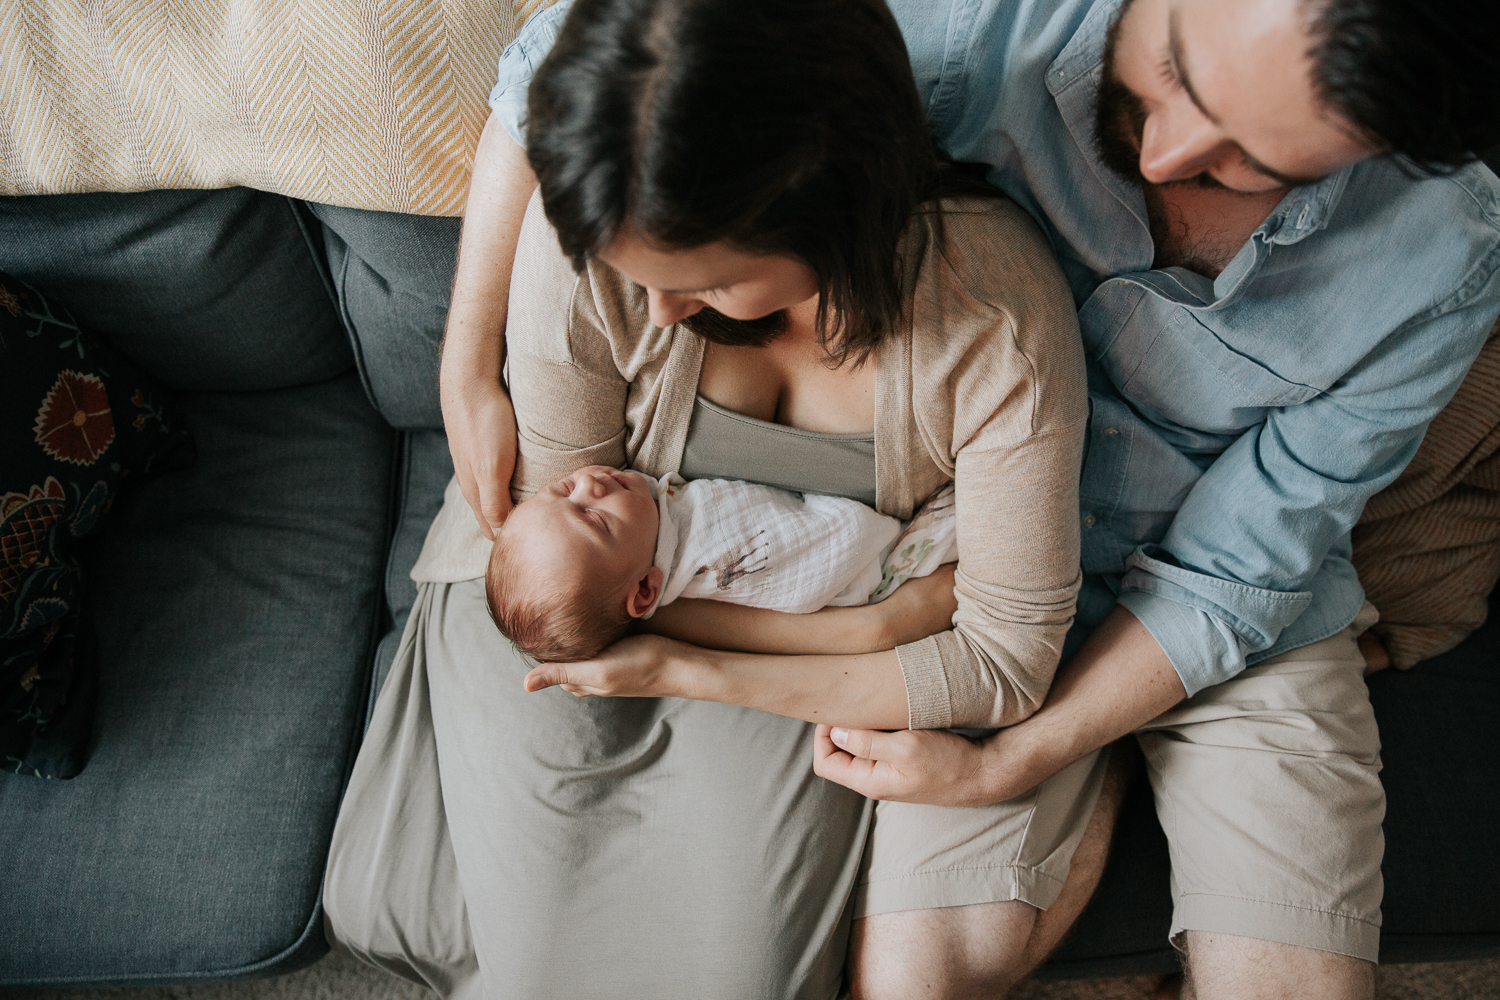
[502,466,660,596]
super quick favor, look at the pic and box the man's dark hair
[525,0,994,366]
[1307,0,1500,169]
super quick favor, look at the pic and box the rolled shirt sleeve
[1115,290,1499,695]
[488,0,573,147]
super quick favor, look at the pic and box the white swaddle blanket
[646,476,957,615]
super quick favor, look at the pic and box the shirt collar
[1257,170,1351,244]
[1047,0,1352,250]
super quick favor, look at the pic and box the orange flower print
[0,284,21,316]
[33,370,114,466]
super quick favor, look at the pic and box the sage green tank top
[677,396,877,506]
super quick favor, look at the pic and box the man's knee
[1179,932,1375,1000]
[848,901,1039,1000]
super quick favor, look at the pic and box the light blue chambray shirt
[490,0,1500,695]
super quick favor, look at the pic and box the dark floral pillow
[1,274,192,779]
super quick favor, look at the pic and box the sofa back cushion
[0,0,553,216]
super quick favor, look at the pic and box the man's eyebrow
[1167,11,1219,127]
[1237,149,1324,189]
[1168,10,1325,190]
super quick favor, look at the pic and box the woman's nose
[647,289,705,328]
[1137,102,1228,185]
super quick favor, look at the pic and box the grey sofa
[0,185,1496,990]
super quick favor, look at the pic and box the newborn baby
[486,465,957,662]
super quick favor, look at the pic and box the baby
[486,465,957,662]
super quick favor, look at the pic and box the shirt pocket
[1084,286,1323,436]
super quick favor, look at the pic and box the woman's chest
[696,339,875,434]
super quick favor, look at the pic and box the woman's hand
[524,634,698,698]
[866,563,960,648]
[441,372,519,538]
[812,724,1013,807]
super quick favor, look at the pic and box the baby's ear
[625,565,664,618]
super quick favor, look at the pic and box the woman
[325,0,1090,996]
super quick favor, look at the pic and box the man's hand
[812,724,1007,806]
[814,606,1187,807]
[441,372,518,538]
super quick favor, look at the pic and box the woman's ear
[625,565,664,618]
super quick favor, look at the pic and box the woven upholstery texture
[0,0,556,216]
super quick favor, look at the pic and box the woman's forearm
[683,647,911,730]
[644,565,960,655]
[645,599,886,654]
[443,113,538,377]
[440,114,540,535]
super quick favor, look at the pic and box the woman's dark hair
[525,0,992,365]
[1307,0,1500,170]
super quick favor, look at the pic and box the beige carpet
[10,951,1499,999]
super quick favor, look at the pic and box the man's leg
[1178,933,1374,1000]
[1138,611,1385,1000]
[849,745,1127,999]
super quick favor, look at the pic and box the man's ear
[625,565,664,618]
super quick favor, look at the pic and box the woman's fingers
[441,376,519,539]
[523,635,678,698]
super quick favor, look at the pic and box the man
[438,0,1500,996]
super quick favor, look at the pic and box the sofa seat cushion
[0,372,394,987]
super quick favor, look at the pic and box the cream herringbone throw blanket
[0,0,554,215]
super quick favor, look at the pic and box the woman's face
[598,231,820,330]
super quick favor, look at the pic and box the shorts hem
[854,865,1068,920]
[1171,893,1381,963]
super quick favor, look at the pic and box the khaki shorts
[857,605,1386,962]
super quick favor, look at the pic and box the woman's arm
[440,113,539,538]
[644,565,959,654]
[525,634,913,730]
[523,567,960,729]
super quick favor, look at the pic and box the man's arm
[812,605,1185,805]
[440,113,538,538]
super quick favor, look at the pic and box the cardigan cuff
[896,635,952,730]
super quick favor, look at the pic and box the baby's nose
[571,469,612,499]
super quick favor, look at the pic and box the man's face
[1095,0,1377,193]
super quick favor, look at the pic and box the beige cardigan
[416,191,1088,729]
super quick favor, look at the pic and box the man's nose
[647,289,705,328]
[1137,102,1228,184]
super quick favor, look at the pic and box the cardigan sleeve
[505,195,632,504]
[895,201,1088,729]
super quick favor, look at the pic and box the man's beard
[1093,2,1225,192]
[680,305,788,347]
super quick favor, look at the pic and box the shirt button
[1082,514,1097,528]
[1103,427,1119,436]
